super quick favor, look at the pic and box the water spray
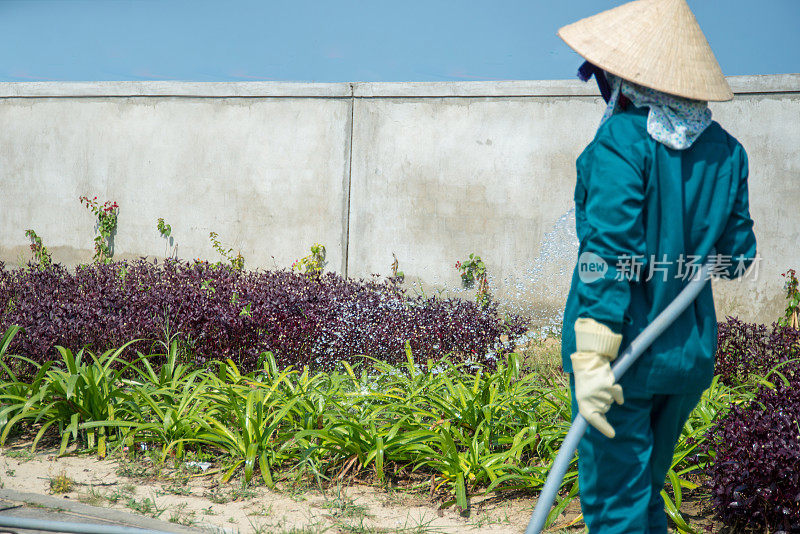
[525,254,717,534]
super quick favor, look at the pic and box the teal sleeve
[715,146,757,278]
[575,129,647,334]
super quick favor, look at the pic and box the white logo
[578,252,608,284]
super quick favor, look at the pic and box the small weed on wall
[80,196,119,263]
[455,253,491,307]
[157,218,178,259]
[292,243,327,279]
[208,232,244,270]
[779,268,799,328]
[24,229,52,270]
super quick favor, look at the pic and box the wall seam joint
[342,83,356,277]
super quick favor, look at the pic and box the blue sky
[2,0,798,82]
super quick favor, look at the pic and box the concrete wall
[1,75,798,327]
[0,84,353,272]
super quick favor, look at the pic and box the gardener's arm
[575,122,647,334]
[571,121,647,438]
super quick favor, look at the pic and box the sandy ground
[0,443,584,534]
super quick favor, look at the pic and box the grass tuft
[48,470,74,494]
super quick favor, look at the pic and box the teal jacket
[561,106,757,395]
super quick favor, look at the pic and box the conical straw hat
[558,0,733,101]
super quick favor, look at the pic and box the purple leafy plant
[0,260,528,372]
[714,317,800,386]
[703,363,800,532]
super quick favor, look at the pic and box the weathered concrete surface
[347,79,800,326]
[0,75,797,326]
[347,96,592,326]
[709,91,800,323]
[0,97,352,272]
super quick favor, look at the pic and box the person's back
[561,106,757,397]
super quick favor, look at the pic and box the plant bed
[0,260,528,372]
[3,309,793,533]
[0,325,749,532]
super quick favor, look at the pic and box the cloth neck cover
[599,72,713,150]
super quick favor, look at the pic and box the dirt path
[0,445,584,533]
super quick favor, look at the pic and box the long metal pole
[0,515,175,533]
[525,257,716,534]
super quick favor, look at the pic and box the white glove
[571,318,624,439]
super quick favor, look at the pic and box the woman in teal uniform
[557,1,757,532]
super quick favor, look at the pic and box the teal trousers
[570,375,702,533]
